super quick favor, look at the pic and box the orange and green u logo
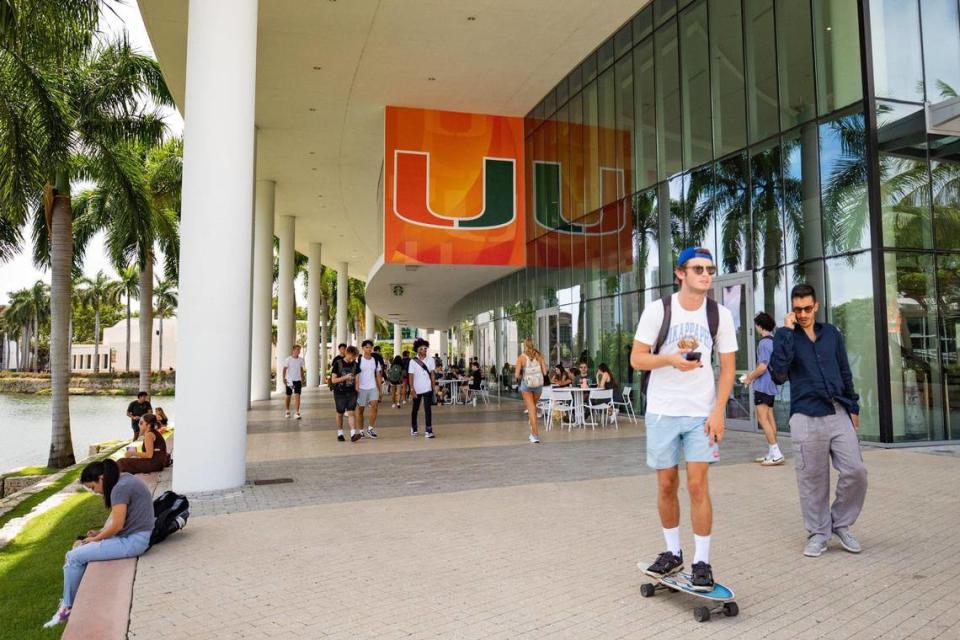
[393,151,516,229]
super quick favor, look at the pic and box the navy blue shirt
[769,323,860,417]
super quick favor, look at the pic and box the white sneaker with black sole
[529,434,540,444]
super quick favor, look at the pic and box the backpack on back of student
[386,362,404,385]
[149,490,190,547]
[640,294,720,397]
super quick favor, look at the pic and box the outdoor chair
[614,386,637,423]
[545,388,576,431]
[587,388,618,430]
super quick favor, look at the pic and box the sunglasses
[685,265,717,275]
[792,305,815,315]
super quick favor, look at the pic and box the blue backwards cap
[676,246,714,267]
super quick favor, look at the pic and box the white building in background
[70,317,178,373]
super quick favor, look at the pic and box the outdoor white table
[438,378,466,404]
[565,386,596,427]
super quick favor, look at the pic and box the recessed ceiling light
[309,151,316,155]
[308,108,316,112]
[427,77,436,81]
[312,167,317,171]
[467,16,477,21]
[312,66,322,70]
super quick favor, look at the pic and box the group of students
[122,392,171,475]
[631,246,868,593]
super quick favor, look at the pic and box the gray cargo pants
[789,403,868,538]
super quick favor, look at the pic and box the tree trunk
[158,314,164,372]
[93,304,100,373]
[125,294,131,372]
[138,254,154,392]
[320,296,328,374]
[48,193,75,468]
[32,313,39,371]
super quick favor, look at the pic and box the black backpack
[640,294,720,396]
[149,491,189,547]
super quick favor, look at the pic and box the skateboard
[638,564,738,622]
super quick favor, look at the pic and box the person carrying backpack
[741,311,784,466]
[387,355,405,408]
[331,346,362,442]
[630,246,738,593]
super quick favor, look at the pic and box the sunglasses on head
[685,265,717,275]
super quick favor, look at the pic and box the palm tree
[5,288,34,370]
[110,263,140,374]
[1,5,173,466]
[76,270,118,373]
[154,276,177,372]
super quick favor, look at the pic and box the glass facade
[448,0,960,443]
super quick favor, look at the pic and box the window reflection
[634,39,658,190]
[820,109,869,255]
[884,253,944,442]
[869,0,923,102]
[656,21,682,179]
[680,0,712,168]
[937,255,960,439]
[922,0,960,102]
[745,0,779,143]
[825,252,879,440]
[751,141,784,268]
[775,0,816,130]
[782,123,822,263]
[709,0,747,157]
[711,153,751,273]
[813,0,862,114]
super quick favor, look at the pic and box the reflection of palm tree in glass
[821,114,868,255]
[632,191,658,289]
[696,155,749,274]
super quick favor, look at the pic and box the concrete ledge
[63,435,173,640]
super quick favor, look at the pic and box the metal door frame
[712,272,757,433]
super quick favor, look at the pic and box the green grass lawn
[0,490,107,639]
[1,466,55,480]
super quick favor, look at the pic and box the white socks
[337,429,344,437]
[770,443,782,458]
[694,534,711,564]
[662,527,681,555]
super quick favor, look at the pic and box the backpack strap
[641,294,673,396]
[706,297,719,346]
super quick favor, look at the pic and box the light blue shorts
[645,414,719,469]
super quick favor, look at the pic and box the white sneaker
[761,455,785,466]
[284,411,290,419]
[366,427,378,439]
[295,413,302,420]
[42,604,70,628]
[529,434,540,444]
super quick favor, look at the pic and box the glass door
[709,272,756,432]
[536,308,561,367]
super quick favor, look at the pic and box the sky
[0,1,184,304]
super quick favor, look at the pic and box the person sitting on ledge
[118,414,169,474]
[43,459,154,629]
[154,407,170,431]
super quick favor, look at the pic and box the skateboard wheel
[640,583,656,598]
[693,606,711,622]
[723,602,739,617]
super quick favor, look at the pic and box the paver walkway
[129,389,960,639]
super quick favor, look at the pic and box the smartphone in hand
[684,352,702,362]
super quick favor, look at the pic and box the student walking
[356,340,382,439]
[408,338,437,438]
[400,349,412,406]
[516,339,547,443]
[630,246,738,591]
[331,346,362,442]
[283,344,305,419]
[742,311,784,466]
[769,284,867,558]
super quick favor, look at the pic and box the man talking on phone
[630,247,737,591]
[768,284,867,558]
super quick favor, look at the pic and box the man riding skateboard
[630,247,737,591]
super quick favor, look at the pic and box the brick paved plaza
[129,390,960,639]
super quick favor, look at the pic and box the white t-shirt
[634,295,738,417]
[284,356,305,383]
[357,355,381,391]
[408,356,436,395]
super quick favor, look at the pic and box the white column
[306,242,322,386]
[365,304,375,341]
[174,0,258,493]
[250,179,274,401]
[440,330,449,367]
[336,262,349,347]
[393,323,402,357]
[276,215,295,392]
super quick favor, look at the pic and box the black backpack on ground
[640,294,720,396]
[149,490,189,547]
